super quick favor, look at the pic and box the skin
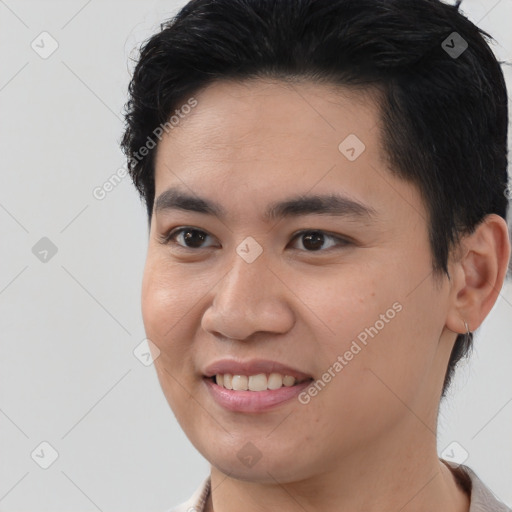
[141,78,511,511]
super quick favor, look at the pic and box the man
[121,0,511,510]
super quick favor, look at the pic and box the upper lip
[203,359,313,382]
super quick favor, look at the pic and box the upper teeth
[215,373,299,391]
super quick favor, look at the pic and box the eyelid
[289,229,352,251]
[159,226,352,251]
[158,226,218,248]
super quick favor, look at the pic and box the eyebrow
[154,186,377,222]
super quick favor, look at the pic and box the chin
[201,441,315,484]
[211,458,303,483]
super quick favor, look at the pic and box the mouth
[201,359,314,412]
[203,374,315,413]
[204,373,314,391]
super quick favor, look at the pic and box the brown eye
[300,231,325,251]
[162,227,216,249]
[290,230,350,252]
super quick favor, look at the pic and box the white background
[0,0,511,510]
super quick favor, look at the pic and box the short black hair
[120,0,510,397]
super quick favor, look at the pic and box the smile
[203,375,314,413]
[211,372,311,391]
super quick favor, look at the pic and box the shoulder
[164,475,211,512]
[442,460,512,512]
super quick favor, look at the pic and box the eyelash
[158,227,352,253]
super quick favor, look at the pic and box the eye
[159,227,218,249]
[159,227,351,252]
[289,230,350,252]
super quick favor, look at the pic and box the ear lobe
[445,214,511,335]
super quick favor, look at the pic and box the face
[142,79,455,482]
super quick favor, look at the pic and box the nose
[201,251,295,341]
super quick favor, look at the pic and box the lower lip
[203,377,313,413]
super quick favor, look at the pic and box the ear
[445,214,511,334]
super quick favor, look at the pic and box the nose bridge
[202,246,294,340]
[218,249,272,316]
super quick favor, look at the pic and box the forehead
[156,78,381,166]
[153,78,426,226]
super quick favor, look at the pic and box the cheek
[140,260,207,407]
[296,263,437,408]
[333,285,445,418]
[141,257,202,417]
[141,254,202,343]
[289,267,388,361]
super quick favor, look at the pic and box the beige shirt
[167,460,511,512]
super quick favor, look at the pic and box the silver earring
[463,320,470,335]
